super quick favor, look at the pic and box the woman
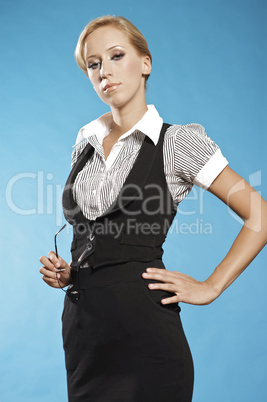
[39,16,267,401]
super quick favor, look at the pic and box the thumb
[57,255,69,269]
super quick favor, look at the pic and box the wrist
[204,277,224,301]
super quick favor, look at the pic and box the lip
[103,83,121,93]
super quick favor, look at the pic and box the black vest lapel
[62,141,94,222]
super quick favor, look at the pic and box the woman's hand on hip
[142,268,218,306]
[39,251,71,289]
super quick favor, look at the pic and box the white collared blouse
[71,105,229,220]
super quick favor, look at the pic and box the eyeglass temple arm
[54,224,67,259]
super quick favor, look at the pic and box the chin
[102,96,130,110]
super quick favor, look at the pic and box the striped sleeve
[174,123,229,190]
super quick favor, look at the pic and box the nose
[100,59,113,79]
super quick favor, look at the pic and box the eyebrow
[86,45,124,61]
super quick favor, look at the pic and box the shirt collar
[74,105,163,147]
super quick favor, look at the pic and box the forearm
[206,208,267,297]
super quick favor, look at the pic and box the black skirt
[62,259,194,401]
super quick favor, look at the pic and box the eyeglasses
[54,224,72,293]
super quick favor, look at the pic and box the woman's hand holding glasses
[39,252,72,290]
[39,224,72,292]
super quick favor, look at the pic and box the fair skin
[39,26,267,305]
[84,26,151,159]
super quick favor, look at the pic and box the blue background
[1,0,266,401]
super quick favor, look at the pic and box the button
[69,290,80,301]
[92,189,96,195]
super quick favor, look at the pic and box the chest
[71,127,182,221]
[102,136,118,161]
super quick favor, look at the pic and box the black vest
[62,123,177,272]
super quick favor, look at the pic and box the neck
[109,95,148,138]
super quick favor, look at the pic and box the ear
[142,55,152,76]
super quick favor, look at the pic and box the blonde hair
[75,15,152,85]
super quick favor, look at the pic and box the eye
[87,62,101,70]
[112,53,124,61]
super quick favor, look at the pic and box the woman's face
[83,26,151,110]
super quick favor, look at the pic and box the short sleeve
[174,123,229,190]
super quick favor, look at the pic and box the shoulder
[163,122,229,189]
[165,123,208,139]
[165,122,219,152]
[70,123,93,168]
[71,119,96,155]
[73,122,93,147]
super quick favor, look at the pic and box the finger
[48,251,61,268]
[161,295,180,305]
[142,270,176,283]
[39,266,58,280]
[42,275,60,288]
[145,268,181,278]
[49,252,69,270]
[57,258,70,270]
[55,267,71,278]
[43,273,70,289]
[148,282,178,292]
[39,255,55,271]
[146,268,169,273]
